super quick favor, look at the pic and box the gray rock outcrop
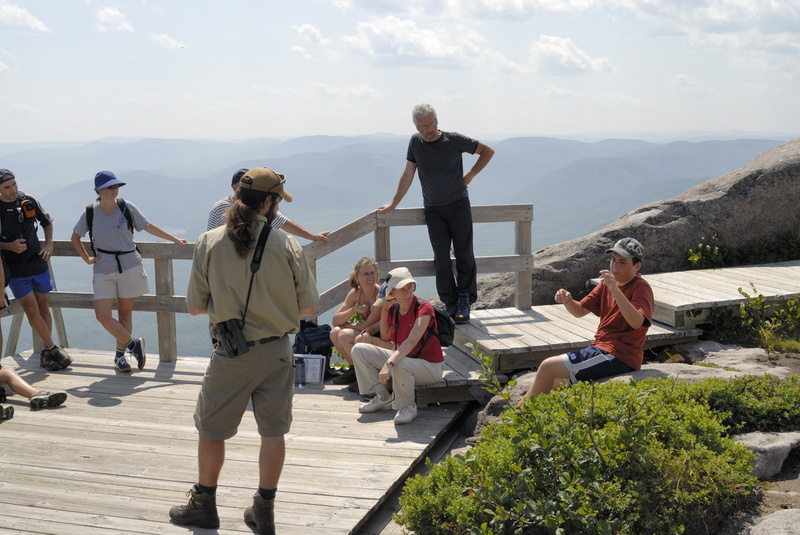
[476,137,800,308]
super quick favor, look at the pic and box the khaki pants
[351,342,444,409]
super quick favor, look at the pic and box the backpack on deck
[389,298,455,357]
[292,320,335,377]
[85,198,134,256]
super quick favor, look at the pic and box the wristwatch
[385,359,394,368]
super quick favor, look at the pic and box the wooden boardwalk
[452,307,702,373]
[0,349,466,535]
[644,260,800,327]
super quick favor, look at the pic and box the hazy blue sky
[1,0,798,143]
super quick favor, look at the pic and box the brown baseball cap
[238,167,293,202]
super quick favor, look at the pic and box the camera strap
[241,222,272,326]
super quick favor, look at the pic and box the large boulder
[477,137,800,307]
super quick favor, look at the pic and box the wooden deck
[452,307,702,373]
[644,260,800,327]
[0,349,466,535]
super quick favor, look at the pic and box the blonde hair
[349,257,378,290]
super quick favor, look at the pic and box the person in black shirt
[378,104,494,324]
[0,169,72,371]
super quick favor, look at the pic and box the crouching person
[169,168,319,534]
[351,267,444,425]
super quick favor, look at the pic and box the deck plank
[0,349,465,534]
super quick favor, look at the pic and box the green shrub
[396,379,759,535]
[688,374,800,434]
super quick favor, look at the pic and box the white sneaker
[359,395,393,413]
[394,403,418,425]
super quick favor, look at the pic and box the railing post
[515,216,532,310]
[374,227,390,266]
[154,258,177,361]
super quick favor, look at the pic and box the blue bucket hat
[94,170,126,191]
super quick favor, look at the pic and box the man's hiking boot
[39,349,61,372]
[48,346,73,369]
[455,293,471,324]
[244,493,276,535]
[0,404,14,420]
[29,390,67,410]
[169,485,220,529]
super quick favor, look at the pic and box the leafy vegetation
[684,230,800,270]
[397,376,763,535]
[704,284,800,357]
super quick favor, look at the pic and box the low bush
[396,378,760,535]
[688,374,800,434]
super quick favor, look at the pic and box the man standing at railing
[379,104,494,324]
[0,169,72,371]
[171,167,319,535]
[207,167,330,242]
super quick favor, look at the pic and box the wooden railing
[1,204,533,361]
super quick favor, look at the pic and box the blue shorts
[9,271,54,299]
[561,345,634,384]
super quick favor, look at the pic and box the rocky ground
[722,352,800,533]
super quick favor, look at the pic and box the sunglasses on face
[106,184,121,190]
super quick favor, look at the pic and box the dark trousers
[424,197,477,307]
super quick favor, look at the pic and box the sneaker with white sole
[29,390,67,410]
[394,403,418,425]
[115,354,132,373]
[0,404,14,420]
[129,338,146,370]
[359,395,393,413]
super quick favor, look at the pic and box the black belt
[97,248,136,274]
[246,335,282,347]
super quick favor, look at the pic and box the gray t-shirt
[73,200,150,275]
[406,131,479,207]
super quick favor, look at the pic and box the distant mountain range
[0,134,792,357]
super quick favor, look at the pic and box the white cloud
[96,7,133,33]
[543,85,651,109]
[0,1,48,32]
[341,16,483,67]
[292,46,316,61]
[467,0,601,18]
[294,24,329,45]
[151,33,185,49]
[310,81,382,99]
[668,74,715,95]
[529,35,614,75]
[0,50,14,72]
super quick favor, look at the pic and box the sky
[1,0,799,143]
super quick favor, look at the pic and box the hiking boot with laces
[169,485,220,529]
[0,404,14,420]
[394,403,418,425]
[29,390,67,410]
[48,346,73,369]
[39,349,61,372]
[129,337,146,369]
[445,303,457,319]
[455,292,471,324]
[244,493,276,535]
[332,366,357,385]
[114,354,132,373]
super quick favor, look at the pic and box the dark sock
[258,487,276,500]
[115,348,125,359]
[125,338,135,350]
[197,484,217,496]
